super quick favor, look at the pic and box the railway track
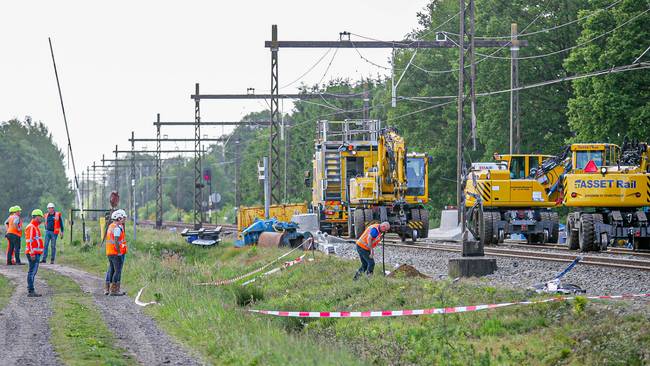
[494,240,650,258]
[381,240,650,271]
[138,220,237,232]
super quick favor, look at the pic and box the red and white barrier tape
[249,293,650,318]
[195,240,307,286]
[242,255,307,286]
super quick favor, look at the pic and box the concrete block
[440,209,459,230]
[448,257,497,278]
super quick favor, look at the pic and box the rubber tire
[419,209,429,238]
[480,210,494,247]
[549,212,560,244]
[579,213,595,252]
[353,209,365,239]
[567,215,579,250]
[411,208,421,240]
[592,213,604,251]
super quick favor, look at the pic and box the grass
[58,225,650,365]
[40,270,137,366]
[0,274,14,310]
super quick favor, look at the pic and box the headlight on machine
[600,167,607,175]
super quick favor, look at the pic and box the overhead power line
[476,8,650,60]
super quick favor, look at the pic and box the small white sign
[492,186,500,191]
[532,191,543,201]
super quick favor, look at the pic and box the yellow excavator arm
[378,127,407,200]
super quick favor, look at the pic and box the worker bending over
[42,203,64,264]
[5,206,23,265]
[25,209,45,297]
[106,209,128,296]
[354,221,390,280]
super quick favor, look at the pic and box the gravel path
[337,242,650,296]
[46,264,204,366]
[0,265,61,366]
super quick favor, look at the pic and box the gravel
[0,265,61,366]
[336,242,650,297]
[47,264,204,366]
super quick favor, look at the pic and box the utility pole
[509,23,520,154]
[155,113,163,229]
[270,25,281,205]
[235,140,241,210]
[93,162,97,220]
[130,131,137,242]
[114,145,119,192]
[283,119,289,203]
[363,81,370,120]
[194,83,204,229]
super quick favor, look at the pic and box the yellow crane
[307,120,429,240]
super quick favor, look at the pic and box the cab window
[509,156,525,179]
[575,151,603,169]
[406,158,426,196]
[528,157,539,176]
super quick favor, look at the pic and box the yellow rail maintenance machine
[307,119,429,241]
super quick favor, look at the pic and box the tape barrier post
[382,236,385,276]
[248,293,650,318]
[195,239,308,286]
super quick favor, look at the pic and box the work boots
[104,282,110,295]
[109,282,126,296]
[27,292,42,297]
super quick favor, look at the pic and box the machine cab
[570,144,619,173]
[405,153,428,204]
[493,153,552,179]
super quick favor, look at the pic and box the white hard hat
[111,209,127,220]
[47,203,55,208]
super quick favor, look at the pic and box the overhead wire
[475,8,650,60]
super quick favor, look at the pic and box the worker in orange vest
[106,209,128,296]
[353,221,390,280]
[5,205,24,266]
[42,202,64,264]
[25,209,45,297]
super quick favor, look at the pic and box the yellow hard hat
[31,209,44,217]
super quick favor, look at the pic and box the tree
[565,0,650,142]
[0,118,73,216]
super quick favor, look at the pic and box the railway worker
[25,209,45,297]
[5,206,24,266]
[353,221,390,280]
[42,202,64,264]
[105,209,128,296]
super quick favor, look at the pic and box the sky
[0,0,429,177]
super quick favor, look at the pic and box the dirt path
[47,264,204,366]
[0,265,61,366]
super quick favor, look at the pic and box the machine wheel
[578,214,595,252]
[419,209,429,238]
[479,210,494,247]
[567,215,579,250]
[549,212,560,244]
[353,209,365,239]
[411,208,421,241]
[592,213,604,251]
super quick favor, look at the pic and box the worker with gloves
[5,206,24,265]
[25,209,45,297]
[105,209,128,296]
[42,202,64,264]
[353,221,390,280]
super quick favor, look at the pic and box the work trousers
[6,233,21,265]
[356,245,375,275]
[107,255,124,283]
[105,255,125,282]
[43,230,58,262]
[27,254,41,293]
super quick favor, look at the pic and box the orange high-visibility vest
[6,214,22,237]
[44,211,63,235]
[356,223,382,251]
[25,220,44,255]
[106,223,127,256]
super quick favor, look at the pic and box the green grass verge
[40,270,137,366]
[59,226,650,365]
[0,274,14,310]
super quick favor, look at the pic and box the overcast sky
[1,0,429,177]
